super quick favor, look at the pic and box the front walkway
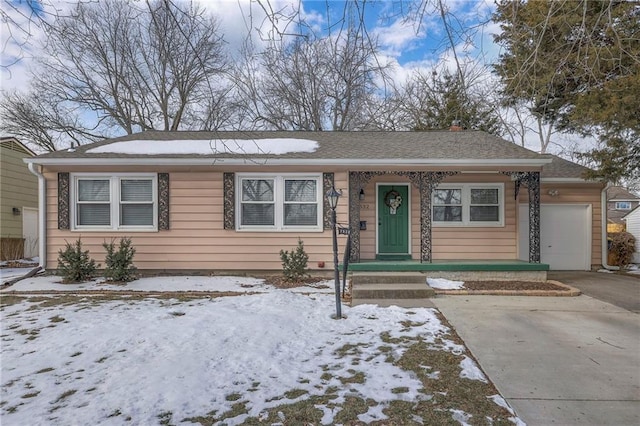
[433,295,640,425]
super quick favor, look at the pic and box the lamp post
[326,186,342,319]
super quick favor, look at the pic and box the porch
[344,259,549,282]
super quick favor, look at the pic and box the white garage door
[519,204,591,270]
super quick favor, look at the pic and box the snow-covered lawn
[1,278,521,425]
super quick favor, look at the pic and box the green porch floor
[342,259,549,272]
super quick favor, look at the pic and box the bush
[57,238,98,283]
[609,232,636,268]
[103,237,137,282]
[280,239,309,282]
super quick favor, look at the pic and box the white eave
[24,157,553,167]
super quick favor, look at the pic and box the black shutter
[323,172,334,230]
[158,173,170,230]
[58,173,70,230]
[223,172,235,230]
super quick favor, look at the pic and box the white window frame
[433,183,504,227]
[615,201,632,210]
[236,173,323,232]
[71,173,158,231]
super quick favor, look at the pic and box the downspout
[27,162,46,270]
[601,183,618,270]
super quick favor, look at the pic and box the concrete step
[351,298,436,308]
[351,272,426,285]
[351,282,436,299]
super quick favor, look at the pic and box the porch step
[351,298,436,308]
[350,272,435,302]
[351,283,435,299]
[351,272,426,285]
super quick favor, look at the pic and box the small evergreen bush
[280,239,309,282]
[609,232,636,268]
[103,237,137,282]
[57,238,98,283]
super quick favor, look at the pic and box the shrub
[280,239,309,282]
[609,232,636,268]
[103,237,137,282]
[57,238,98,283]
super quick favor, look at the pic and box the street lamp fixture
[326,186,342,318]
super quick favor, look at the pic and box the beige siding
[44,170,349,271]
[358,173,517,261]
[42,165,605,270]
[520,182,605,268]
[0,144,37,238]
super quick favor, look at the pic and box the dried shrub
[609,232,636,268]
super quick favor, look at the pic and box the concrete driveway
[433,294,640,425]
[549,271,640,313]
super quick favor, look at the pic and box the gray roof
[27,130,593,179]
[606,186,640,201]
[539,155,592,179]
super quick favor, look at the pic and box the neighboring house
[606,186,640,232]
[1,137,39,260]
[24,130,606,272]
[623,207,640,264]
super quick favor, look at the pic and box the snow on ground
[2,290,466,425]
[87,138,319,155]
[1,274,334,294]
[0,267,37,283]
[427,277,465,290]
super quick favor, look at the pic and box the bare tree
[0,87,104,152]
[1,0,230,150]
[234,25,389,131]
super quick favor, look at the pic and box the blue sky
[1,0,499,90]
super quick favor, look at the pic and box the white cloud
[373,17,426,58]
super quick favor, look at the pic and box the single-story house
[606,186,640,232]
[25,130,607,274]
[1,137,39,260]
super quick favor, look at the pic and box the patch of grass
[36,367,55,374]
[95,356,109,363]
[243,397,325,425]
[339,371,365,385]
[157,411,173,425]
[52,389,77,405]
[391,386,409,394]
[107,409,121,418]
[225,393,242,401]
[186,402,248,425]
[70,351,82,357]
[320,372,333,381]
[284,389,308,399]
[49,315,65,323]
[21,391,40,398]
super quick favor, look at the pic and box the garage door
[519,204,591,270]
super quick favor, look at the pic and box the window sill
[235,227,324,233]
[72,227,158,232]
[433,222,504,228]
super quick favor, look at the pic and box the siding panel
[44,170,348,270]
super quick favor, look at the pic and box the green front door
[377,185,410,259]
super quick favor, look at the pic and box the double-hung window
[433,184,503,226]
[237,174,322,231]
[73,174,157,230]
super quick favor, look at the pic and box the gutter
[27,162,46,271]
[24,157,554,167]
[601,182,618,271]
